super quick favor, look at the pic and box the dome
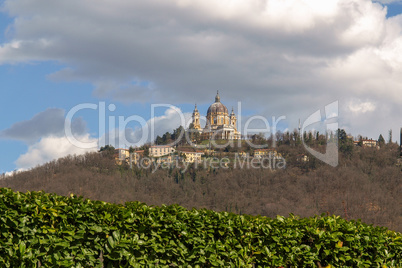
[207,91,228,115]
[207,102,228,114]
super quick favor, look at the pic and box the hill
[0,143,401,232]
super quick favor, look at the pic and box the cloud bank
[0,108,95,170]
[1,105,191,170]
[0,108,86,144]
[1,0,401,140]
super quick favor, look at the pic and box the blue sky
[1,0,402,173]
[383,1,402,16]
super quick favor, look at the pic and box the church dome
[207,91,228,115]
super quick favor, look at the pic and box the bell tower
[230,107,237,130]
[192,104,201,130]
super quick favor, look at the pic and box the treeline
[1,142,401,232]
[142,127,381,156]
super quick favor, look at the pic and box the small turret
[215,90,220,103]
[230,107,237,129]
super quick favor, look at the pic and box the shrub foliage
[0,188,400,267]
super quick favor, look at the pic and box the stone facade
[149,145,175,157]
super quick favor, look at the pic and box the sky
[1,0,402,173]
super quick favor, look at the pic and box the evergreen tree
[357,135,363,147]
[337,129,353,157]
[173,126,186,145]
[378,134,385,147]
[99,145,115,158]
[99,145,115,152]
[388,129,393,144]
[155,135,163,145]
[162,132,171,143]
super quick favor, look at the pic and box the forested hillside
[1,143,401,232]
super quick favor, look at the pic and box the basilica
[191,91,241,140]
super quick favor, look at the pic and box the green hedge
[0,188,400,267]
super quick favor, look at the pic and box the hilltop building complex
[191,91,241,140]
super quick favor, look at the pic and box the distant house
[361,139,379,149]
[149,145,175,158]
[114,148,130,165]
[179,151,204,163]
[353,139,379,149]
[114,148,146,165]
[253,149,282,159]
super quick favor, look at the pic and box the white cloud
[348,100,376,113]
[339,1,387,46]
[15,134,98,170]
[0,0,401,140]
